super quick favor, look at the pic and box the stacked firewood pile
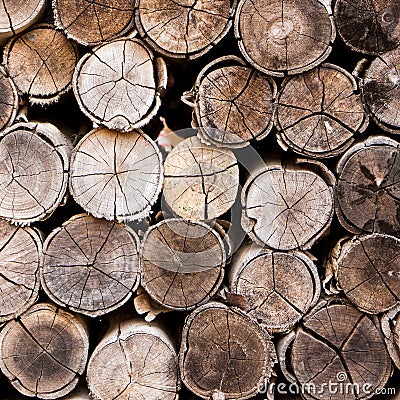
[0,0,400,399]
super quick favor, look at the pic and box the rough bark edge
[40,213,141,317]
[179,301,277,400]
[233,0,336,77]
[381,304,400,369]
[0,302,89,399]
[0,66,19,131]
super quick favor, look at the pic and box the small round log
[276,64,368,158]
[135,0,235,61]
[87,319,180,400]
[69,127,163,222]
[0,0,46,45]
[0,303,89,399]
[3,24,79,105]
[0,219,41,322]
[241,160,335,250]
[0,67,18,132]
[334,0,400,55]
[141,218,226,310]
[41,214,140,317]
[53,0,135,47]
[335,136,400,235]
[163,135,239,220]
[73,38,167,132]
[228,243,320,333]
[179,301,276,400]
[0,122,71,225]
[234,0,335,77]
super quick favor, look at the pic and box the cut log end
[0,67,18,131]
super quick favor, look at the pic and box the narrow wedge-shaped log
[228,243,320,333]
[135,0,235,60]
[69,127,163,222]
[381,305,400,369]
[0,67,18,131]
[335,136,400,235]
[334,0,400,55]
[53,0,135,47]
[276,64,368,158]
[87,319,180,400]
[73,38,167,132]
[179,302,276,400]
[241,160,335,250]
[3,24,79,105]
[0,220,41,322]
[163,136,239,220]
[234,0,335,77]
[0,303,89,399]
[141,218,226,310]
[41,214,140,317]
[0,122,71,225]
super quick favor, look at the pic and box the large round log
[41,214,140,317]
[0,303,89,399]
[0,67,18,132]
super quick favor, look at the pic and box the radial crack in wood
[0,67,18,132]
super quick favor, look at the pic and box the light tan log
[0,122,71,225]
[41,214,140,317]
[135,0,236,60]
[87,318,180,400]
[0,303,89,399]
[69,127,163,222]
[163,135,239,220]
[335,136,400,235]
[234,0,335,77]
[3,24,79,105]
[0,67,18,132]
[276,63,368,158]
[53,0,135,47]
[73,38,167,132]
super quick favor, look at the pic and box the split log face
[335,136,400,235]
[0,122,71,225]
[0,303,89,399]
[0,67,18,132]
[179,302,276,400]
[3,24,79,105]
[87,319,180,400]
[234,0,335,77]
[135,0,235,60]
[276,64,368,158]
[334,0,400,55]
[141,218,226,310]
[69,127,163,222]
[192,56,276,148]
[163,136,239,220]
[0,220,41,322]
[289,301,392,400]
[241,162,335,251]
[41,214,140,317]
[362,48,400,133]
[53,0,135,47]
[73,38,166,132]
[229,244,320,333]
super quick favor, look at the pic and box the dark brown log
[381,304,400,369]
[234,0,335,77]
[0,67,18,132]
[241,160,335,251]
[335,136,400,235]
[0,122,71,225]
[41,214,140,317]
[0,303,89,399]
[53,0,135,47]
[141,218,226,310]
[135,0,236,60]
[87,319,180,400]
[228,243,320,333]
[69,127,163,222]
[3,24,79,105]
[334,0,400,55]
[276,64,368,158]
[179,301,276,400]
[163,136,239,220]
[72,38,167,132]
[184,55,276,149]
